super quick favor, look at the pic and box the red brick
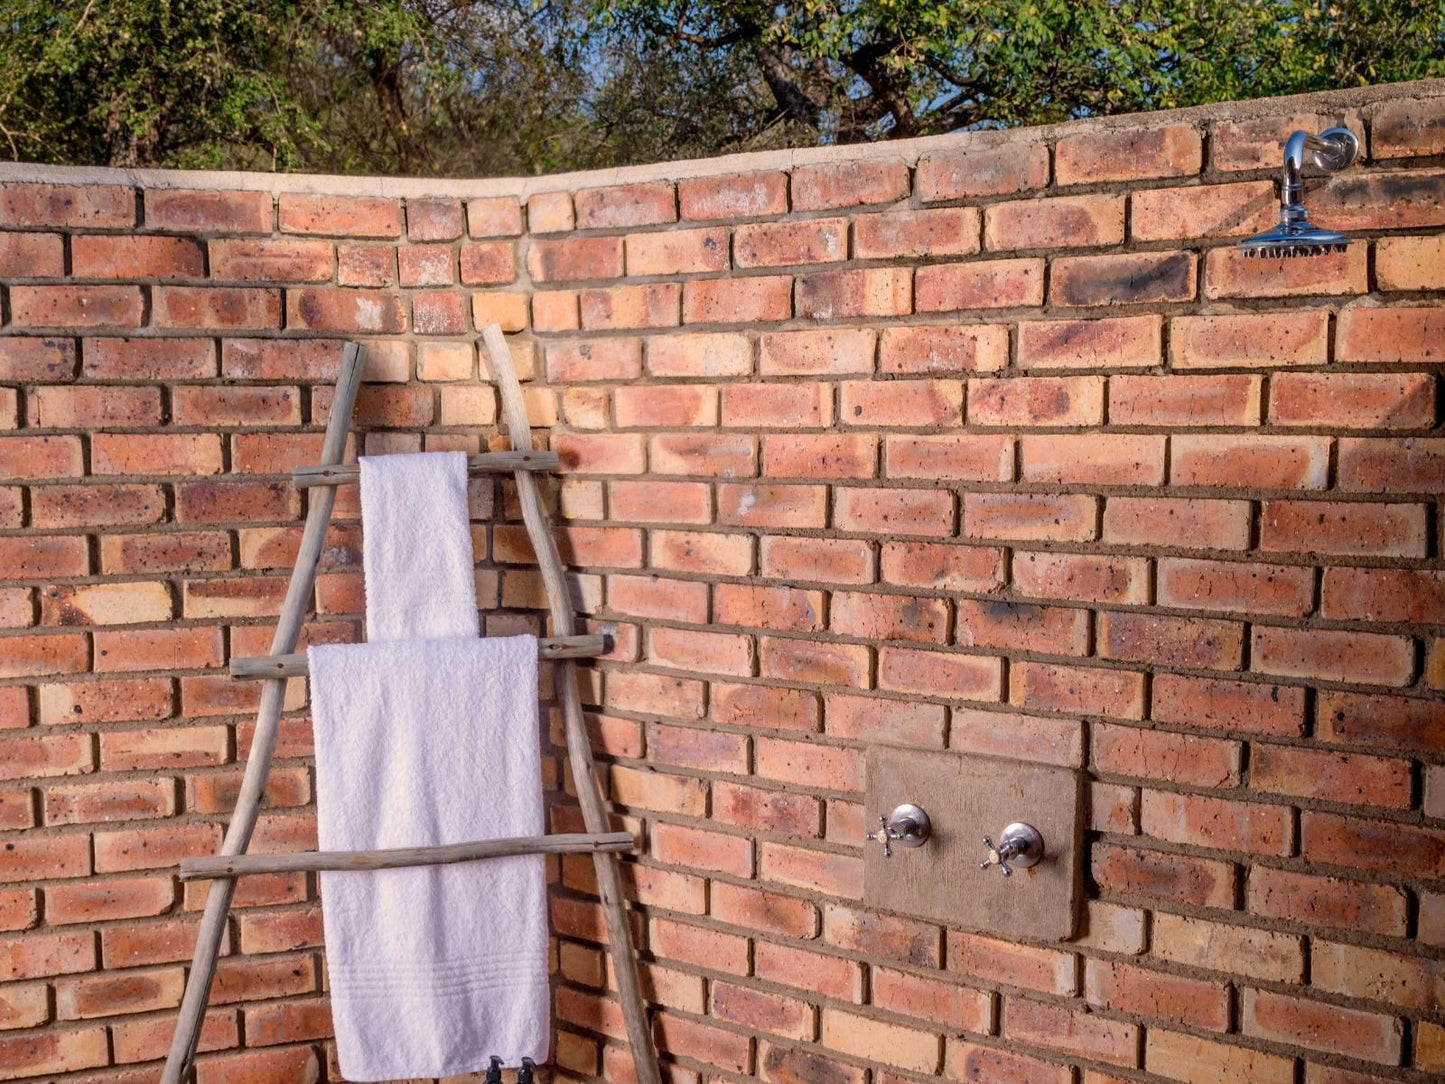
[872,967,991,1032]
[646,331,751,377]
[1272,372,1434,429]
[825,692,946,746]
[1170,310,1329,368]
[1052,251,1196,306]
[985,194,1124,250]
[760,327,873,375]
[1102,496,1249,550]
[146,189,270,232]
[1243,988,1403,1064]
[1145,1028,1293,1084]
[712,779,819,835]
[92,433,222,476]
[651,822,752,877]
[3,182,132,229]
[0,732,92,781]
[0,833,90,882]
[761,636,869,688]
[73,234,203,279]
[93,626,222,673]
[1311,168,1445,230]
[916,143,1049,201]
[1018,314,1161,369]
[971,375,1103,427]
[832,591,947,645]
[1151,673,1305,737]
[947,1041,1069,1084]
[45,779,175,825]
[0,337,76,381]
[336,241,395,286]
[1302,810,1445,879]
[793,160,908,210]
[956,599,1088,656]
[1151,910,1303,983]
[825,904,938,967]
[915,258,1043,312]
[1091,842,1234,908]
[575,181,675,228]
[835,487,953,537]
[410,290,469,334]
[963,492,1098,544]
[528,236,622,282]
[580,282,680,329]
[1111,374,1261,426]
[0,535,88,580]
[0,1028,109,1077]
[37,677,171,725]
[1003,997,1138,1067]
[735,218,846,267]
[841,379,962,427]
[1056,123,1201,184]
[1248,865,1407,935]
[1376,235,1445,290]
[0,232,63,277]
[885,434,1010,482]
[1141,789,1290,855]
[1172,434,1329,491]
[0,435,84,481]
[711,980,813,1040]
[195,1045,322,1084]
[1158,557,1313,618]
[1021,433,1165,485]
[1094,724,1241,787]
[1253,626,1412,687]
[722,383,830,428]
[0,633,88,679]
[1209,112,1338,170]
[1311,939,1445,1013]
[396,243,454,286]
[679,171,788,220]
[525,191,573,234]
[878,647,1001,702]
[764,433,874,479]
[626,227,729,275]
[279,193,401,236]
[9,285,144,328]
[855,207,980,259]
[879,324,1008,374]
[206,238,331,283]
[615,384,716,428]
[1206,244,1366,298]
[948,931,1076,995]
[1252,744,1411,809]
[1131,179,1276,240]
[761,536,873,584]
[94,823,219,873]
[1338,436,1445,492]
[1012,551,1148,605]
[153,286,281,329]
[286,288,405,332]
[1322,566,1445,623]
[465,196,522,237]
[218,338,339,380]
[173,385,300,428]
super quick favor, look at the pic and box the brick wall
[1,78,1444,1083]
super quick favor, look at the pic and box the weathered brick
[970,375,1103,427]
[735,218,846,267]
[1091,842,1234,908]
[1249,866,1406,935]
[146,189,270,232]
[0,232,63,277]
[1052,251,1196,306]
[797,267,911,319]
[984,194,1124,250]
[1205,244,1367,298]
[679,171,788,220]
[1145,1028,1293,1084]
[1021,434,1165,486]
[9,285,144,328]
[916,143,1048,201]
[1055,123,1201,184]
[1017,314,1161,369]
[582,282,682,329]
[1157,557,1313,617]
[885,434,1010,482]
[879,324,1008,374]
[1375,234,1445,289]
[1131,179,1276,240]
[154,286,281,329]
[575,181,675,229]
[964,493,1097,543]
[1252,744,1411,809]
[1242,988,1403,1065]
[915,258,1043,312]
[72,234,203,279]
[1110,374,1261,426]
[278,193,402,236]
[793,160,908,210]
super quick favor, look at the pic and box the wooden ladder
[161,328,663,1084]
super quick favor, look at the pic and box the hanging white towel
[308,451,549,1082]
[359,450,478,641]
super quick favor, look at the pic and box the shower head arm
[1281,128,1359,211]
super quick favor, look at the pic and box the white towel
[308,451,550,1082]
[359,451,479,642]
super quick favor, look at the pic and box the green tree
[1,0,1441,176]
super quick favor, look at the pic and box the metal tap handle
[979,834,1013,876]
[866,814,896,858]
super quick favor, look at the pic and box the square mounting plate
[864,747,1084,940]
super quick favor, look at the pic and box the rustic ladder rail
[161,332,664,1084]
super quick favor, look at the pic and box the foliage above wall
[1,0,1443,176]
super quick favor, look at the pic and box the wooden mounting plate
[864,747,1084,940]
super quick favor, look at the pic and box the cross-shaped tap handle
[866,814,896,858]
[979,834,1014,876]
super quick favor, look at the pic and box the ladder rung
[293,451,560,488]
[179,831,636,881]
[229,634,608,679]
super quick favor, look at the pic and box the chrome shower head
[1238,127,1359,258]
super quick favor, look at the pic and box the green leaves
[2,0,1441,172]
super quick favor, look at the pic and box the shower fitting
[1238,126,1359,258]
